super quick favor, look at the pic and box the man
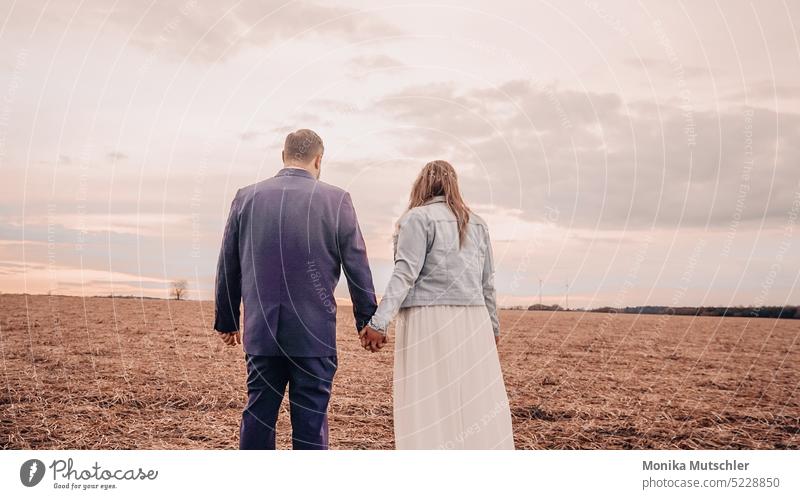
[214,128,386,449]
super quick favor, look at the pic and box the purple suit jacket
[213,167,377,357]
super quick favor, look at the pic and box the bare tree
[170,279,188,301]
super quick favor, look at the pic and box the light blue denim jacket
[367,195,500,336]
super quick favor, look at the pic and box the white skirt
[393,305,515,449]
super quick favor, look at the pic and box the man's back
[214,167,377,357]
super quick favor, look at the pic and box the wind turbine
[538,277,543,306]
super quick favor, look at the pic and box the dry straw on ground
[1,294,798,449]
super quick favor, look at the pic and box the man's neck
[282,164,318,179]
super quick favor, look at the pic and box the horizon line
[3,291,797,311]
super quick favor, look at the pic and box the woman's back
[396,196,490,307]
[366,161,500,339]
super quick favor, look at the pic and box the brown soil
[1,294,798,449]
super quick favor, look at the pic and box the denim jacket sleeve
[482,226,500,337]
[367,210,428,333]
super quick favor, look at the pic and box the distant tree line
[501,303,800,319]
[566,305,799,319]
[527,304,564,311]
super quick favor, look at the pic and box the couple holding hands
[214,129,514,450]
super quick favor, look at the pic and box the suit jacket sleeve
[336,192,378,332]
[214,190,242,333]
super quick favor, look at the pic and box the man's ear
[281,150,285,164]
[314,154,322,175]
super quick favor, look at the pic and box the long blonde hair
[406,160,471,248]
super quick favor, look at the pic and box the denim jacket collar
[423,195,446,206]
[276,167,315,179]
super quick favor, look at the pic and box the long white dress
[393,304,515,449]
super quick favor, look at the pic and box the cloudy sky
[1,0,799,309]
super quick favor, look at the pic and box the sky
[0,0,799,309]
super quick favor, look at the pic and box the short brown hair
[283,129,324,164]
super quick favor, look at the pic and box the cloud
[624,57,710,79]
[723,80,800,102]
[24,0,400,63]
[346,54,404,78]
[238,130,264,142]
[349,54,403,70]
[107,151,128,161]
[371,79,800,231]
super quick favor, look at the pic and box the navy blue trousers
[239,354,337,450]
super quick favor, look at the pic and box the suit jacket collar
[276,167,315,179]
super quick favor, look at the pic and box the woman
[360,160,514,449]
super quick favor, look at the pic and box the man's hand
[359,325,387,352]
[219,332,241,346]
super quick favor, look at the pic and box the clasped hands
[359,325,387,352]
[219,326,387,352]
